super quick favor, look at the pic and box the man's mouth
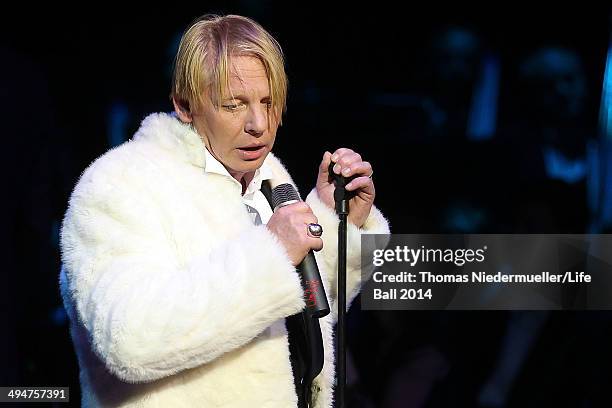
[237,144,267,160]
[239,145,265,151]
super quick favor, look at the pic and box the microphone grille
[271,183,301,209]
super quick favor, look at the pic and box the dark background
[2,3,612,407]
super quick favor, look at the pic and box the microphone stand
[330,163,352,408]
[337,200,347,408]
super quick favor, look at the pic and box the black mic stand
[337,194,348,408]
[329,163,353,408]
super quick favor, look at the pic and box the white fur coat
[59,112,389,407]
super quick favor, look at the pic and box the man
[60,14,388,407]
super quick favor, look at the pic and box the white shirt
[203,148,274,225]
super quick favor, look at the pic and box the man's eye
[222,103,244,111]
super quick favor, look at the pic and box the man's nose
[245,104,268,136]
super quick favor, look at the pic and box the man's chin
[233,157,264,174]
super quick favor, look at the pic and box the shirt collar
[203,148,272,196]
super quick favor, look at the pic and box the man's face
[190,56,278,181]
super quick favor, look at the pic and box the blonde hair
[171,14,287,122]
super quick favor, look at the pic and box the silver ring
[368,170,374,179]
[307,223,323,238]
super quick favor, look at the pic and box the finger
[319,151,333,176]
[306,225,323,239]
[346,176,375,193]
[337,151,362,167]
[339,161,372,178]
[303,214,319,226]
[309,236,324,252]
[279,201,310,214]
[332,153,360,176]
[330,148,354,163]
[294,202,312,213]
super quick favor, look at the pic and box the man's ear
[172,97,192,123]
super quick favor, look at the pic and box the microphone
[271,183,330,318]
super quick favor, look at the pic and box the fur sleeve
[305,189,390,322]
[60,161,305,383]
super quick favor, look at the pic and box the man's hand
[266,202,323,266]
[315,148,375,228]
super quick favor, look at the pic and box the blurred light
[108,101,130,148]
[50,305,68,326]
[589,40,612,231]
[599,46,612,140]
[467,53,500,141]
